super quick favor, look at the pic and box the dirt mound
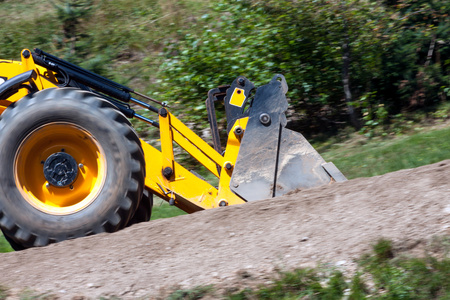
[1,160,449,299]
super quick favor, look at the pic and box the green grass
[166,238,450,300]
[0,285,7,300]
[356,238,450,300]
[167,285,213,300]
[225,269,348,299]
[151,198,187,220]
[321,126,450,179]
[0,235,13,253]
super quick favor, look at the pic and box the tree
[159,0,390,134]
[49,0,94,56]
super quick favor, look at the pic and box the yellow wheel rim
[14,122,107,215]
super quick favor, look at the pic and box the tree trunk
[425,34,436,67]
[342,28,361,130]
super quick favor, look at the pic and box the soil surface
[1,160,449,299]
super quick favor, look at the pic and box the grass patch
[321,126,450,179]
[358,238,450,299]
[227,269,348,300]
[224,238,450,300]
[17,289,59,300]
[0,286,7,300]
[0,234,13,253]
[151,198,187,220]
[167,285,213,300]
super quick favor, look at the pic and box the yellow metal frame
[0,50,59,114]
[1,49,249,213]
[143,112,248,212]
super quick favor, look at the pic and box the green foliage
[16,289,58,300]
[98,296,122,300]
[225,238,450,300]
[373,238,394,263]
[256,269,323,299]
[158,0,391,132]
[2,0,450,136]
[155,0,450,135]
[431,101,450,120]
[0,234,13,253]
[360,239,450,299]
[348,272,368,300]
[227,269,347,299]
[167,285,213,300]
[50,0,93,21]
[48,0,95,60]
[0,286,7,300]
[0,10,58,59]
[376,0,450,122]
[322,271,348,299]
[49,0,94,37]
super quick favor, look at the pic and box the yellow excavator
[0,49,346,250]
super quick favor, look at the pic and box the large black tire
[126,189,153,227]
[0,88,145,250]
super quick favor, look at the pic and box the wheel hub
[43,152,78,187]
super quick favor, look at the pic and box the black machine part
[31,49,161,128]
[229,75,346,201]
[0,70,37,100]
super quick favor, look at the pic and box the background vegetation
[1,0,450,137]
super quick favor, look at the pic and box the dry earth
[1,160,450,299]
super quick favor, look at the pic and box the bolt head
[234,126,243,136]
[22,50,30,58]
[162,167,173,178]
[159,107,168,118]
[259,113,271,125]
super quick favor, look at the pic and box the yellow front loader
[0,49,346,250]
